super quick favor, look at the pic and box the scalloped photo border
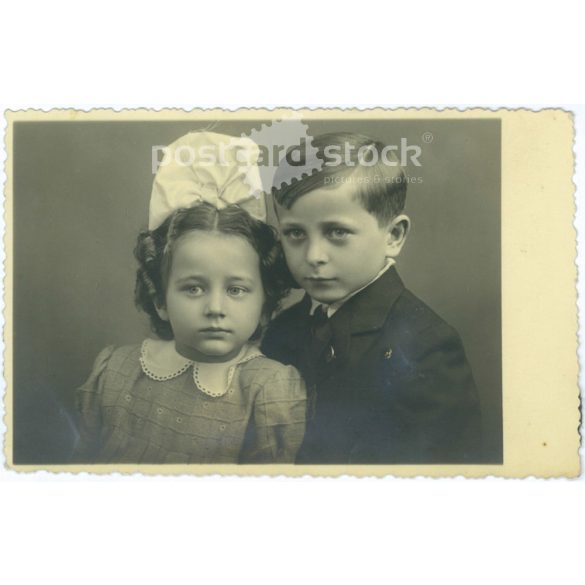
[2,107,579,477]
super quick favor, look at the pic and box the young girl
[73,132,307,464]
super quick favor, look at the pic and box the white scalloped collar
[139,338,263,397]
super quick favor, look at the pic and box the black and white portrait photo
[8,111,505,470]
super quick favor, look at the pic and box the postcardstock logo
[232,113,323,195]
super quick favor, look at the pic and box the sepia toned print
[2,108,579,476]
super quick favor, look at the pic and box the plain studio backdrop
[12,118,501,464]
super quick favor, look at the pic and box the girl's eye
[185,285,204,296]
[227,286,247,297]
[327,227,351,240]
[283,228,306,241]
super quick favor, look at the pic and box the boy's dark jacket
[261,266,482,464]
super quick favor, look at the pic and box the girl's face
[157,231,265,362]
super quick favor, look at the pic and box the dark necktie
[311,304,329,333]
[309,304,333,365]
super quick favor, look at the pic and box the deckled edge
[1,110,10,473]
[1,106,581,480]
[573,110,584,475]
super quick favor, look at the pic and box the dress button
[220,424,226,431]
[157,407,163,415]
[124,394,131,402]
[202,403,208,409]
[176,417,183,423]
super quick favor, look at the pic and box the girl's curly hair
[134,202,294,340]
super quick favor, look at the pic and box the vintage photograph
[3,109,577,476]
[2,5,583,584]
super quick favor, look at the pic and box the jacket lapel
[328,266,405,364]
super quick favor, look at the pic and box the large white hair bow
[149,131,266,230]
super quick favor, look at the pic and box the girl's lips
[199,327,232,333]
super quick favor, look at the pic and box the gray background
[12,118,502,463]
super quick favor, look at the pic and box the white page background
[0,2,583,584]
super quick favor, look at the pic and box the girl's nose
[204,291,226,317]
[306,238,328,266]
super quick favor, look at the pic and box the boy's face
[277,183,395,304]
[157,231,264,362]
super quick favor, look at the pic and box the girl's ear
[385,214,411,258]
[155,303,169,322]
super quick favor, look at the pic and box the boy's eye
[283,228,306,240]
[227,286,248,297]
[327,227,351,240]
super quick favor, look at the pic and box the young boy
[262,132,482,464]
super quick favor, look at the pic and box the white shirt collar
[139,338,263,397]
[310,258,395,318]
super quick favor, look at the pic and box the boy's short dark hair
[272,132,408,226]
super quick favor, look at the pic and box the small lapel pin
[384,348,393,360]
[326,345,336,363]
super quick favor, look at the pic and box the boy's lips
[199,327,232,333]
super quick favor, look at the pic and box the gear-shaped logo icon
[230,113,323,197]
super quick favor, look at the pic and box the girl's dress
[74,339,307,464]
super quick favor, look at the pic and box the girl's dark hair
[134,202,293,340]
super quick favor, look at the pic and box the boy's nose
[305,239,328,266]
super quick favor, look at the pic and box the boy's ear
[385,214,410,258]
